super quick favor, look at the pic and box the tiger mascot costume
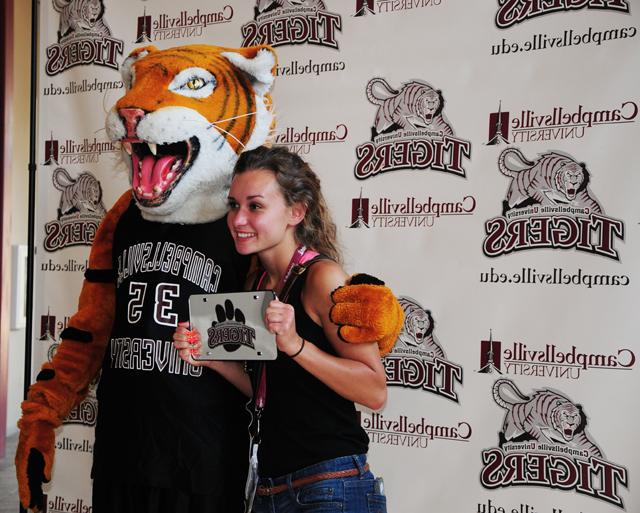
[16,44,403,513]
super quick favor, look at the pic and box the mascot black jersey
[92,200,250,494]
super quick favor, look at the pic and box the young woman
[174,145,388,513]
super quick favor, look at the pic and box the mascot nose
[119,108,145,139]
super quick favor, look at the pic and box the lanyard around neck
[253,245,314,412]
[256,245,309,296]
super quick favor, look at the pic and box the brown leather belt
[256,463,369,496]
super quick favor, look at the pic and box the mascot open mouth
[122,137,200,206]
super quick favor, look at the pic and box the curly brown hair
[233,146,341,263]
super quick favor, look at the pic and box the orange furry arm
[15,190,132,512]
[329,274,404,357]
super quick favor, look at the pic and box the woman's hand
[173,321,204,365]
[264,299,304,357]
[174,322,253,395]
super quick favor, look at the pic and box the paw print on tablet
[207,299,254,352]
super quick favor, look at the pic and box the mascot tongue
[132,153,179,200]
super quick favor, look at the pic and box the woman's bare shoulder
[305,259,349,296]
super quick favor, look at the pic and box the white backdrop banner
[32,1,639,512]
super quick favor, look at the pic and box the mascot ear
[121,46,159,90]
[221,46,277,97]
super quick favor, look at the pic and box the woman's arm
[173,322,253,397]
[264,261,387,410]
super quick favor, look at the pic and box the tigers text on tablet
[188,290,277,361]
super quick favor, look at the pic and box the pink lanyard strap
[254,364,267,410]
[253,245,318,410]
[255,245,318,296]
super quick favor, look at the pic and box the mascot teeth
[129,137,200,206]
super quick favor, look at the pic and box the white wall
[6,0,31,437]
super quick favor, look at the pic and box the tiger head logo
[105,44,277,224]
[492,378,602,457]
[411,87,445,126]
[397,297,446,359]
[498,148,601,215]
[52,167,106,219]
[53,0,110,40]
[366,78,453,140]
[555,160,588,201]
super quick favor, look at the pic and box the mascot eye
[169,67,216,98]
[186,77,206,90]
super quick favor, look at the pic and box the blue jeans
[252,454,387,513]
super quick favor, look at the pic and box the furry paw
[330,274,404,356]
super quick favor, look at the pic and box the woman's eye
[227,201,238,209]
[249,203,262,211]
[186,77,206,90]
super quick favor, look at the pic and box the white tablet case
[188,290,278,361]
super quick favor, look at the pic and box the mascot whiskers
[16,44,403,513]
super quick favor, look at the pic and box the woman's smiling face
[227,168,298,256]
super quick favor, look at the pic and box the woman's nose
[231,208,247,226]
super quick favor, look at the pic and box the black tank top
[257,260,369,477]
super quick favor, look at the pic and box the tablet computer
[188,290,277,361]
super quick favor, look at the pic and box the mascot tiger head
[105,44,276,224]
